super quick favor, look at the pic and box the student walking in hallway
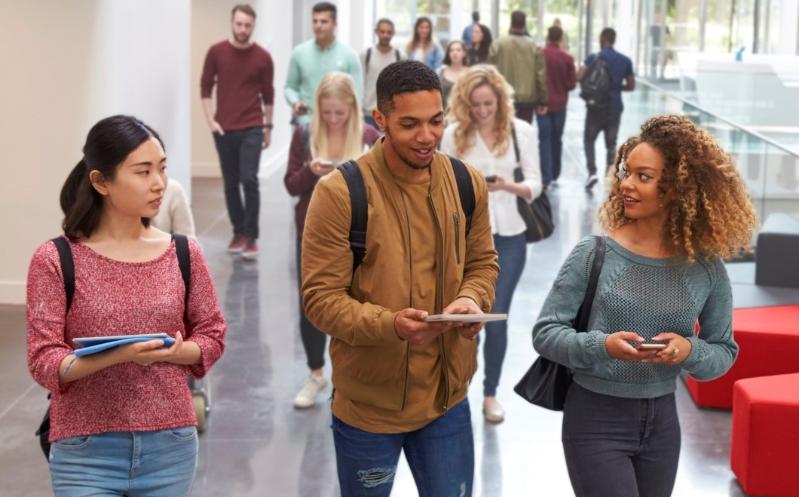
[441,65,542,423]
[27,115,226,497]
[302,60,498,497]
[201,3,274,258]
[284,72,380,409]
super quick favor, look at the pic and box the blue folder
[73,333,176,357]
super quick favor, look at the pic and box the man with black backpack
[361,18,402,127]
[579,27,635,190]
[301,60,498,497]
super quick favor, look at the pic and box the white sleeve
[170,181,197,238]
[440,125,457,156]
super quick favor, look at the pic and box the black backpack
[579,55,612,108]
[337,157,474,273]
[35,234,191,460]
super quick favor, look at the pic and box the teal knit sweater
[533,236,738,399]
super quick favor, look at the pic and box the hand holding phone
[485,175,497,183]
[637,342,667,350]
[310,159,336,176]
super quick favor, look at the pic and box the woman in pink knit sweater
[26,115,226,496]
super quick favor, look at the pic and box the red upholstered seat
[731,373,799,497]
[685,305,799,409]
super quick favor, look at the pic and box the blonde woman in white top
[440,64,542,423]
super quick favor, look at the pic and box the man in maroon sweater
[201,4,274,258]
[541,25,576,188]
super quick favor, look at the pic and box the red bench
[685,305,799,409]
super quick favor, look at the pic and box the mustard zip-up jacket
[302,138,499,412]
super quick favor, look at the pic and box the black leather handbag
[511,127,554,242]
[514,235,606,410]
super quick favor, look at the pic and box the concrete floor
[0,95,749,496]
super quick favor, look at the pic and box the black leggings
[296,237,326,370]
[562,382,681,497]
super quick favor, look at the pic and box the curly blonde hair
[598,115,758,261]
[446,64,515,158]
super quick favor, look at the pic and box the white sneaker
[483,398,505,423]
[293,375,328,408]
[585,174,598,190]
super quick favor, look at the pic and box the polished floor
[0,95,749,496]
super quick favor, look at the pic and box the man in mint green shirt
[285,2,363,126]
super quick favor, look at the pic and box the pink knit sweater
[26,238,226,441]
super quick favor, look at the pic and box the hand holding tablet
[73,333,176,357]
[424,313,508,324]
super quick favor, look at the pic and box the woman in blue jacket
[406,17,443,71]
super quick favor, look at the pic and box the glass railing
[623,79,799,222]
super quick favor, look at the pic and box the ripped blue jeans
[332,399,473,497]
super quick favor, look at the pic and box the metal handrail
[637,78,799,158]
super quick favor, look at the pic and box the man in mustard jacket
[302,60,498,497]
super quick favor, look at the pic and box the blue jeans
[548,110,567,182]
[562,383,681,497]
[50,427,198,497]
[332,399,474,497]
[213,127,263,238]
[536,111,554,186]
[483,233,527,397]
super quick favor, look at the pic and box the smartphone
[638,342,667,350]
[485,175,497,183]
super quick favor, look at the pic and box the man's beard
[385,126,432,170]
[234,33,250,44]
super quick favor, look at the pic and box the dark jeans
[584,106,622,176]
[296,237,326,370]
[562,383,681,497]
[213,127,263,238]
[513,102,536,124]
[483,233,527,397]
[332,399,474,497]
[545,110,568,182]
[537,111,554,186]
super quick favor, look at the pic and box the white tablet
[424,313,508,323]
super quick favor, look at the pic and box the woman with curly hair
[533,115,757,497]
[440,65,542,423]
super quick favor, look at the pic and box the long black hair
[471,24,493,64]
[60,115,163,239]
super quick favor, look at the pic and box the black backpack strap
[511,126,520,164]
[172,234,191,320]
[365,48,372,77]
[51,237,74,313]
[395,49,401,61]
[338,161,368,273]
[448,156,475,231]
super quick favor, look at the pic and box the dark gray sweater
[533,236,738,399]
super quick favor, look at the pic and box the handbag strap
[511,126,520,166]
[573,236,606,332]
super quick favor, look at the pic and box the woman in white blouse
[440,64,542,423]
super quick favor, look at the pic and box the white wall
[0,0,192,304]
